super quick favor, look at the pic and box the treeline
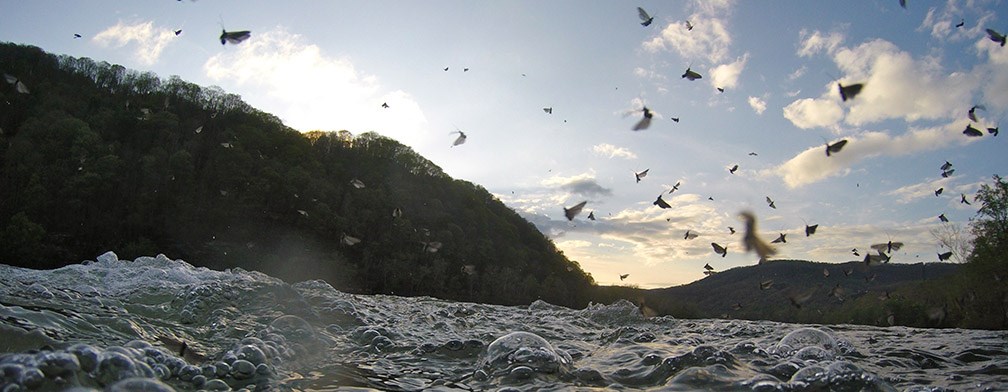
[593,175,1008,330]
[0,43,595,308]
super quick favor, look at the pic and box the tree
[929,222,972,263]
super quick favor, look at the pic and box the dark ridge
[0,42,595,307]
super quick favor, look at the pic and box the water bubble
[38,351,80,378]
[203,378,231,390]
[267,315,318,348]
[106,377,176,392]
[775,328,837,357]
[230,359,256,379]
[479,331,571,376]
[508,365,535,380]
[19,367,45,388]
[235,344,267,366]
[794,346,834,361]
[96,251,119,264]
[26,283,54,299]
[178,364,201,381]
[214,361,231,377]
[97,352,140,385]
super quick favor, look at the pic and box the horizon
[2,0,1006,288]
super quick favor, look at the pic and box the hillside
[593,259,961,327]
[0,43,595,307]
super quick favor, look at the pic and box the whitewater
[0,252,1005,391]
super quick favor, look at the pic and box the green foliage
[0,43,594,308]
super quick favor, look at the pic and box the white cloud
[772,122,976,188]
[92,21,177,65]
[885,177,953,204]
[709,54,748,89]
[642,2,734,64]
[556,240,593,249]
[919,2,996,42]
[797,29,845,57]
[782,97,843,129]
[833,39,977,126]
[592,143,638,159]
[541,171,612,198]
[788,65,807,80]
[977,32,1008,109]
[747,96,767,115]
[203,27,428,147]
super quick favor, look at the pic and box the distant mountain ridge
[594,259,960,326]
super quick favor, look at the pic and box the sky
[2,0,1007,288]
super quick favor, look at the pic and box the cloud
[977,32,1008,109]
[555,240,593,249]
[708,54,748,89]
[788,65,807,81]
[642,2,734,63]
[747,96,767,115]
[834,39,976,125]
[919,2,996,42]
[885,177,953,204]
[797,29,844,57]
[782,97,843,129]
[788,36,995,130]
[772,122,975,188]
[92,21,177,65]
[592,143,638,159]
[203,27,428,147]
[541,172,613,198]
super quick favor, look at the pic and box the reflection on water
[1,252,1005,391]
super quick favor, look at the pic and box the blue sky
[3,0,1006,288]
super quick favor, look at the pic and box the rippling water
[1,252,1005,391]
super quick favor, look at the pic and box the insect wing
[838,83,864,101]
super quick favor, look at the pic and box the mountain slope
[0,43,595,307]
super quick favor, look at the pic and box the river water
[0,252,1004,391]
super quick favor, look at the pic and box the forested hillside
[0,43,595,307]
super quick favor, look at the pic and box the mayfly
[654,194,672,209]
[341,234,362,246]
[450,128,467,146]
[801,218,819,236]
[963,124,983,137]
[682,66,702,81]
[635,168,649,183]
[967,105,985,122]
[564,201,587,221]
[739,211,776,259]
[219,29,251,45]
[838,82,864,101]
[632,106,653,130]
[986,28,1006,47]
[637,7,654,27]
[711,242,727,257]
[668,181,681,194]
[3,74,29,94]
[826,139,848,156]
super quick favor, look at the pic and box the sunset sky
[2,0,1006,287]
